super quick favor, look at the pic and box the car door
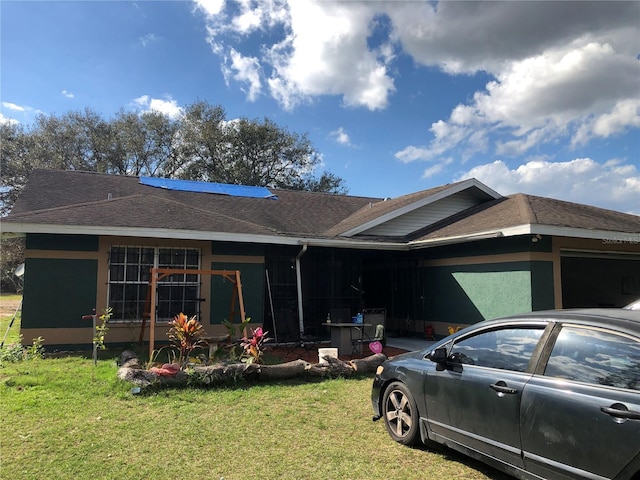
[521,325,640,479]
[425,324,546,469]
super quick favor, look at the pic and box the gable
[363,190,485,236]
[340,178,502,238]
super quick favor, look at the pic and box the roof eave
[3,221,636,251]
[407,224,640,249]
[0,222,409,251]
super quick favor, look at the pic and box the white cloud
[330,127,352,147]
[223,48,262,101]
[456,157,640,214]
[139,33,159,47]
[192,1,638,156]
[2,102,26,112]
[133,95,183,118]
[422,158,453,179]
[266,1,396,111]
[0,102,42,123]
[61,90,74,98]
[395,121,471,163]
[388,1,639,75]
[195,0,395,110]
[193,0,225,17]
[0,112,20,126]
[573,98,640,147]
[405,39,640,160]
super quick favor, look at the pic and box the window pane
[109,284,124,302]
[186,249,199,267]
[109,264,124,282]
[110,246,125,264]
[172,249,185,267]
[126,247,140,263]
[110,302,124,320]
[140,266,151,282]
[126,264,139,282]
[108,245,200,322]
[140,248,154,265]
[158,248,172,266]
[450,327,544,371]
[544,327,640,390]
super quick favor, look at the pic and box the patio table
[322,323,372,356]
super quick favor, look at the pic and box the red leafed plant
[240,326,271,364]
[167,313,207,367]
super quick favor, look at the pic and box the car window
[449,326,544,372]
[544,326,640,391]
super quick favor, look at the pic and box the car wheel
[382,381,419,445]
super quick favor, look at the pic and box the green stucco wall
[530,261,555,311]
[424,261,554,324]
[209,261,264,325]
[26,234,99,251]
[22,258,98,329]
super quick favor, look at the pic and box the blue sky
[2,1,639,214]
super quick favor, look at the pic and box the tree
[216,117,322,189]
[0,122,35,216]
[0,237,24,294]
[110,110,180,176]
[292,171,348,194]
[175,104,347,193]
[0,100,347,215]
[172,101,227,180]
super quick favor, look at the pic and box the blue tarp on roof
[139,177,278,199]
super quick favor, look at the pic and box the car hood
[387,349,426,362]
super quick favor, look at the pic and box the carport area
[560,252,640,308]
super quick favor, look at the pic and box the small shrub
[0,335,45,363]
[94,307,112,351]
[167,313,207,368]
[240,326,271,364]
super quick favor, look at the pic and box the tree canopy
[0,101,347,216]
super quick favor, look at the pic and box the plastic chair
[351,324,385,357]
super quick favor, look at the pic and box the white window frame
[107,245,201,323]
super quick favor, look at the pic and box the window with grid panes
[108,246,201,322]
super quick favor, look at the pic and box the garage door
[561,252,640,308]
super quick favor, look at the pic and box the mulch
[265,343,409,364]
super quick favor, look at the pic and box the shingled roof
[3,169,639,249]
[410,194,640,246]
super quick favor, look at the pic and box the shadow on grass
[409,442,516,480]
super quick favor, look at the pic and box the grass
[0,298,512,480]
[0,294,22,346]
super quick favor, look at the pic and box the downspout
[295,243,308,337]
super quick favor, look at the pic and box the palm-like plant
[167,313,207,367]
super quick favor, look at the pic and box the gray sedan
[372,308,640,480]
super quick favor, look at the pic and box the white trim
[408,230,504,248]
[341,178,502,237]
[3,220,638,251]
[1,222,409,251]
[408,223,640,248]
[524,225,640,244]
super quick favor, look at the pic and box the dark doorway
[561,255,640,308]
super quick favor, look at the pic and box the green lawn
[0,294,22,346]
[0,306,512,480]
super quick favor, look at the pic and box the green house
[2,169,639,349]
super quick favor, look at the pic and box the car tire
[382,381,419,445]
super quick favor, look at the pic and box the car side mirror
[427,347,447,364]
